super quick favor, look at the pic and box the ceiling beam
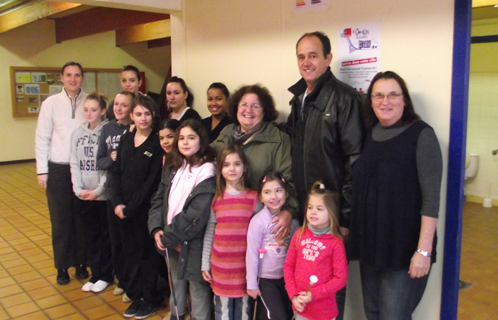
[55,7,168,43]
[473,0,498,8]
[54,0,181,14]
[0,0,81,34]
[115,19,170,47]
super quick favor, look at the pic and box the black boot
[75,264,89,279]
[56,269,69,285]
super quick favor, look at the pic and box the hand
[298,291,313,304]
[247,288,260,299]
[37,174,48,189]
[114,205,126,219]
[271,210,292,240]
[291,295,306,312]
[80,190,98,201]
[202,270,213,283]
[154,231,165,251]
[110,151,117,161]
[340,227,349,241]
[409,251,431,278]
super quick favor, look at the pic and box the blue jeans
[360,263,429,320]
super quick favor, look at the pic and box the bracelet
[416,248,431,257]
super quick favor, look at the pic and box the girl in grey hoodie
[70,93,112,293]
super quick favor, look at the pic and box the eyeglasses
[371,92,403,101]
[239,102,261,110]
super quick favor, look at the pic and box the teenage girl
[158,119,181,157]
[246,171,299,320]
[283,182,348,320]
[149,119,216,320]
[166,76,201,123]
[70,93,111,293]
[110,95,163,319]
[201,144,261,319]
[96,91,135,299]
[202,82,233,143]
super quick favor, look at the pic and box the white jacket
[35,89,87,174]
[70,120,108,201]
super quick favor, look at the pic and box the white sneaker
[82,281,94,292]
[91,280,110,293]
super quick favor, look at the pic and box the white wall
[172,0,455,318]
[0,19,171,162]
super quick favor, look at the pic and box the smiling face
[306,194,331,230]
[120,70,142,95]
[236,93,264,132]
[84,99,105,128]
[207,88,228,117]
[113,93,132,124]
[260,180,287,214]
[159,128,176,154]
[221,152,244,186]
[178,126,200,160]
[296,35,332,92]
[130,105,153,132]
[61,65,83,97]
[371,78,405,126]
[166,82,188,111]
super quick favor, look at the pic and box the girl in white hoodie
[70,93,112,293]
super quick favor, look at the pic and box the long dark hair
[166,119,216,169]
[364,71,420,128]
[167,76,194,107]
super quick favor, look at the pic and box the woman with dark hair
[349,71,443,319]
[110,95,164,319]
[212,84,297,238]
[35,61,89,285]
[149,119,216,320]
[166,76,201,123]
[202,82,233,143]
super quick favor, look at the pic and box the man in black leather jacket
[284,31,365,320]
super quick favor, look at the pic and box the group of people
[35,30,442,320]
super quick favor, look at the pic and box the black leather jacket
[285,68,364,227]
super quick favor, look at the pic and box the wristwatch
[416,248,431,257]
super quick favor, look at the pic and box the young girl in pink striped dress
[201,144,261,319]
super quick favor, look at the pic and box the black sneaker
[134,300,159,319]
[56,269,69,285]
[124,299,142,318]
[75,264,89,279]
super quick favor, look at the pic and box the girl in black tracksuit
[110,95,163,318]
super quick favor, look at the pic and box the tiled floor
[1,162,497,320]
[457,201,498,320]
[0,163,171,320]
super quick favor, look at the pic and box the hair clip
[280,175,286,183]
[262,176,267,183]
[319,183,325,190]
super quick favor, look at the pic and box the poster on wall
[337,23,381,94]
[293,0,329,13]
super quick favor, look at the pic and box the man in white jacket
[35,62,89,285]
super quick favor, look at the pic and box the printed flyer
[337,23,381,94]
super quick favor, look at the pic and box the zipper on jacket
[183,217,199,233]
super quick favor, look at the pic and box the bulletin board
[10,66,123,118]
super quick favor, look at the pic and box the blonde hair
[297,182,342,245]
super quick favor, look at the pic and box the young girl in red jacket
[284,182,348,320]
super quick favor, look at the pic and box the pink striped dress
[210,190,258,297]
